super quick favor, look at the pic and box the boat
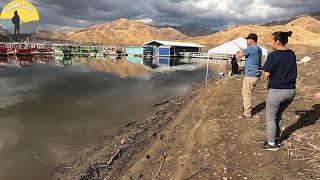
[0,43,11,56]
[15,43,34,56]
[53,44,74,55]
[107,46,122,56]
[37,44,53,53]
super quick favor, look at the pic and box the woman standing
[262,31,297,150]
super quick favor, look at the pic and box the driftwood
[152,151,168,180]
[184,168,208,180]
[107,149,121,165]
[154,100,171,107]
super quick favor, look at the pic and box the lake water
[0,55,214,180]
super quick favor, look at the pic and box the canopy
[208,38,269,56]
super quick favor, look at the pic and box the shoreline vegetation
[59,48,320,179]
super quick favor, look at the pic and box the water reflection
[157,57,179,66]
[83,56,149,78]
[126,56,144,65]
[54,56,72,67]
[0,57,9,67]
[75,56,201,78]
[0,56,212,78]
[16,56,34,66]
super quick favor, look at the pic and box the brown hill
[287,16,320,34]
[0,31,11,41]
[63,18,188,45]
[187,16,320,53]
[33,30,67,40]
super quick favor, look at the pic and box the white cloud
[136,18,153,24]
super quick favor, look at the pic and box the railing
[179,52,209,57]
[179,52,233,59]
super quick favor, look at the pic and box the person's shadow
[281,104,320,141]
[252,101,266,115]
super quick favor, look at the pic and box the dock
[179,52,233,60]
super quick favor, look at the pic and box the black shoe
[262,142,279,151]
[275,139,283,147]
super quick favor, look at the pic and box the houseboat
[0,43,15,56]
[53,44,74,56]
[107,46,123,56]
[36,44,53,53]
[15,43,35,56]
[125,46,154,57]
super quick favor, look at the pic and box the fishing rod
[35,155,58,175]
[220,32,243,52]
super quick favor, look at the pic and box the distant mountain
[68,18,188,45]
[157,25,217,37]
[32,18,189,45]
[261,10,320,26]
[32,30,71,43]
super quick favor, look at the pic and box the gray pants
[266,89,296,143]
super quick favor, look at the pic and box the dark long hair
[272,31,293,45]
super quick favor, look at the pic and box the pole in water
[35,155,58,175]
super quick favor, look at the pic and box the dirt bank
[59,49,320,180]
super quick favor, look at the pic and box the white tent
[208,37,269,57]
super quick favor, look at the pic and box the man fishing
[235,33,262,118]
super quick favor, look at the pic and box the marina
[0,41,235,65]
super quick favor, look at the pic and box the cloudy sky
[1,0,319,32]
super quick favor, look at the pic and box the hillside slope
[186,16,320,52]
[33,19,188,45]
